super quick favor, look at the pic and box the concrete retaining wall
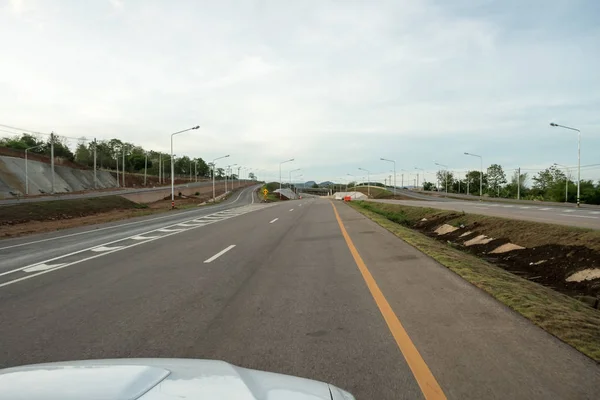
[120,182,253,203]
[0,156,117,198]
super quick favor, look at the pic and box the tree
[435,170,454,192]
[486,164,507,197]
[248,172,256,180]
[312,183,319,188]
[504,170,529,199]
[74,141,92,165]
[423,181,436,191]
[0,133,45,152]
[532,165,565,193]
[465,170,487,195]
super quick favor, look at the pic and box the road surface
[370,198,600,229]
[0,193,598,399]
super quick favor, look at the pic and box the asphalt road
[0,194,598,399]
[370,197,600,229]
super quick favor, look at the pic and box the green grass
[0,196,147,225]
[349,202,600,361]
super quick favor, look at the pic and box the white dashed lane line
[559,214,599,219]
[289,209,294,212]
[269,218,279,224]
[203,245,236,263]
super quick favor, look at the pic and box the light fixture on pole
[212,154,230,203]
[380,158,396,196]
[289,168,301,187]
[464,152,483,200]
[279,158,294,199]
[170,125,200,208]
[550,122,581,207]
[358,167,371,197]
[434,162,449,194]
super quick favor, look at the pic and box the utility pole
[50,131,55,193]
[93,138,97,189]
[517,167,520,200]
[122,147,125,188]
[144,152,148,186]
[116,151,119,188]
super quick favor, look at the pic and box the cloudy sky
[1,0,599,183]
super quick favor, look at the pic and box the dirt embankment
[355,202,600,304]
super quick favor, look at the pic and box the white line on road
[91,246,125,252]
[538,208,552,211]
[0,185,257,251]
[562,209,576,213]
[559,214,598,219]
[203,245,236,263]
[289,209,294,212]
[23,263,66,273]
[590,211,600,215]
[269,218,279,224]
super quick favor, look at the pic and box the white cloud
[0,0,599,181]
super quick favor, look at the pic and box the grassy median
[348,201,600,361]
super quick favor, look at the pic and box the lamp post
[347,173,356,190]
[225,164,237,193]
[554,163,571,203]
[25,144,45,195]
[434,162,449,194]
[212,154,230,203]
[414,167,425,190]
[279,158,294,199]
[170,126,199,206]
[380,158,396,196]
[358,167,371,197]
[550,122,581,207]
[464,152,483,199]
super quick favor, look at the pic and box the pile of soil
[0,196,146,226]
[413,214,600,299]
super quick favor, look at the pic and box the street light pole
[358,168,371,197]
[25,144,44,195]
[279,158,294,199]
[289,168,301,190]
[434,162,449,194]
[550,123,581,207]
[554,163,571,203]
[380,158,396,196]
[464,153,483,200]
[212,155,230,203]
[414,167,425,190]
[170,126,200,207]
[144,151,148,186]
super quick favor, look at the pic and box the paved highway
[371,197,600,229]
[0,192,598,399]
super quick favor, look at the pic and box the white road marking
[590,211,600,215]
[559,214,598,219]
[269,218,279,224]
[289,209,294,212]
[131,235,159,240]
[519,206,531,209]
[203,245,236,263]
[23,263,66,273]
[177,223,205,227]
[0,185,257,251]
[502,205,514,208]
[562,209,576,213]
[474,206,489,209]
[157,228,185,232]
[0,203,270,283]
[91,246,125,252]
[538,208,552,211]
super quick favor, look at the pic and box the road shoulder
[334,201,600,400]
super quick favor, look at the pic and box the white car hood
[0,358,354,400]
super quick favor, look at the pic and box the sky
[1,0,599,183]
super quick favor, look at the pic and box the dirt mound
[421,216,600,299]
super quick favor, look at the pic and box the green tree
[423,181,435,191]
[486,164,507,197]
[248,172,256,180]
[464,170,487,195]
[504,170,529,199]
[532,165,565,197]
[435,170,454,192]
[312,183,319,188]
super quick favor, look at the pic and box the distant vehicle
[0,358,355,399]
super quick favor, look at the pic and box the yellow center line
[331,202,447,400]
